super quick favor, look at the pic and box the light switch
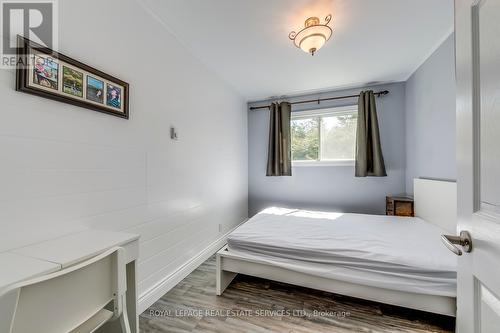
[170,126,178,141]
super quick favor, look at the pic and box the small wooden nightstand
[386,195,414,217]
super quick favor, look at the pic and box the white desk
[0,229,140,333]
[0,253,60,293]
[12,229,139,268]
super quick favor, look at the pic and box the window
[291,106,358,165]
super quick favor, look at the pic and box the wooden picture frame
[16,36,129,119]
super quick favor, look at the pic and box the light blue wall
[405,34,456,194]
[247,34,456,217]
[248,83,406,216]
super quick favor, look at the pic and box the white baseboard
[137,219,247,314]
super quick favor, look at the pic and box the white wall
[0,0,247,309]
[405,33,456,194]
[248,83,406,216]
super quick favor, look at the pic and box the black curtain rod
[249,90,389,110]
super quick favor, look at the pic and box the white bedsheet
[227,207,457,297]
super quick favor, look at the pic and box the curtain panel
[266,102,292,176]
[355,90,387,177]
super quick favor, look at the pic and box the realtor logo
[1,0,58,68]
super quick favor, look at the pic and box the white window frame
[291,105,358,167]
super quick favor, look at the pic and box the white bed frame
[216,178,458,317]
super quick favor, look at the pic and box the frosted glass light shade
[294,26,331,54]
[289,15,332,55]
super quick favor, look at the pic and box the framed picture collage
[16,36,129,119]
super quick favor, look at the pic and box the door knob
[441,231,472,256]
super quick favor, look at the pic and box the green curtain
[266,102,292,176]
[355,91,387,177]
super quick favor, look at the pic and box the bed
[216,179,458,316]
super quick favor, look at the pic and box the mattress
[227,207,457,297]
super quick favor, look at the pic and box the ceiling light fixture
[289,14,332,56]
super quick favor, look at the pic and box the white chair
[0,247,131,333]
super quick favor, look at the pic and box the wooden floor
[140,256,455,333]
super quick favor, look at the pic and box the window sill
[292,160,355,167]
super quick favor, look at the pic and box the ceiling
[142,0,454,101]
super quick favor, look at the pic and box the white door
[452,0,500,332]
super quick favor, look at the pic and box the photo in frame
[16,36,129,119]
